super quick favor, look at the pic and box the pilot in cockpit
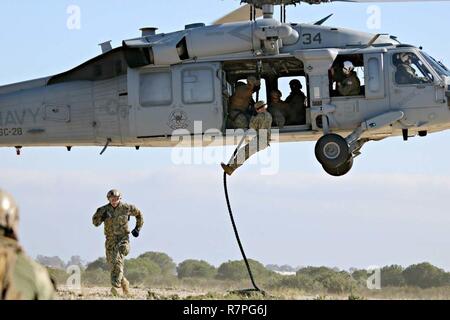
[394,52,430,85]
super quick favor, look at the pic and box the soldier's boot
[121,278,130,296]
[221,163,236,176]
[111,287,120,297]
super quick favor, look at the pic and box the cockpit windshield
[422,51,450,78]
[393,52,434,85]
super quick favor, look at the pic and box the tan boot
[121,278,130,296]
[111,287,120,297]
[221,163,236,176]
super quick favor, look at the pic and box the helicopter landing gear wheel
[315,134,350,169]
[322,157,354,177]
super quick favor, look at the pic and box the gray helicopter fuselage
[0,19,449,149]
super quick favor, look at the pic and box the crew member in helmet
[0,189,55,300]
[285,79,307,125]
[268,89,289,128]
[337,61,361,96]
[92,189,144,296]
[395,52,429,85]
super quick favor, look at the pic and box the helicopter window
[140,71,172,106]
[422,52,450,78]
[182,68,215,104]
[367,58,381,92]
[393,52,434,85]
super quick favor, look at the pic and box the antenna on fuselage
[261,4,275,19]
[280,3,287,23]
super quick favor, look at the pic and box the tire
[315,134,350,169]
[323,157,354,177]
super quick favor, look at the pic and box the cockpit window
[393,52,434,85]
[422,51,450,78]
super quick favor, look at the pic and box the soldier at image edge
[0,189,55,300]
[92,189,144,297]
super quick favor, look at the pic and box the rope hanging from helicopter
[223,0,290,295]
[222,78,265,294]
[223,135,263,294]
[221,29,266,293]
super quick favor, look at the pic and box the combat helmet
[107,189,122,200]
[289,79,302,89]
[343,61,355,75]
[0,189,19,240]
[255,101,268,111]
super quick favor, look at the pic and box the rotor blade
[213,4,263,25]
[331,0,450,2]
[242,0,450,6]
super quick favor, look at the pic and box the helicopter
[0,0,450,176]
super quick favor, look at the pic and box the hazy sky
[2,0,450,272]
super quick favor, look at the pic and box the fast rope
[223,134,263,294]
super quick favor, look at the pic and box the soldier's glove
[131,228,140,238]
[102,211,111,221]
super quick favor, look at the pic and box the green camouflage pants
[227,110,249,129]
[105,236,130,288]
[229,135,270,171]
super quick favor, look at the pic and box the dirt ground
[56,286,209,300]
[57,287,334,300]
[56,286,323,300]
[55,285,450,300]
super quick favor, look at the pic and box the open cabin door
[128,62,224,138]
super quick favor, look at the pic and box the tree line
[42,252,450,294]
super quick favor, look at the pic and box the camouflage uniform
[227,81,257,129]
[228,111,273,172]
[395,63,424,85]
[338,71,361,96]
[92,203,144,290]
[0,189,55,300]
[0,236,55,300]
[227,109,250,129]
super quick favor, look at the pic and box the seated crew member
[268,89,289,129]
[227,76,261,129]
[395,52,429,85]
